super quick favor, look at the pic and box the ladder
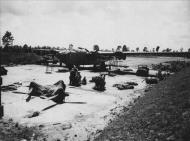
[45,61,53,73]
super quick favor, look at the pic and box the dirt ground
[1,65,146,141]
[1,57,189,141]
[95,66,190,141]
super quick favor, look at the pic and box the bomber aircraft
[55,47,127,69]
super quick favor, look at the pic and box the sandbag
[113,84,134,90]
[125,82,138,86]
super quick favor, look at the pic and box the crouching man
[69,66,81,86]
[93,74,106,91]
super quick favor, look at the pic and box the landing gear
[93,64,97,70]
[93,62,106,71]
[100,62,106,71]
[67,64,73,70]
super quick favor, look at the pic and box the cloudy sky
[0,0,190,51]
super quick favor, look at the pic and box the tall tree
[180,47,183,52]
[166,48,172,52]
[23,44,29,53]
[156,46,160,52]
[116,45,122,52]
[143,47,148,52]
[23,44,28,48]
[122,45,127,52]
[93,44,99,52]
[122,45,129,52]
[69,44,73,50]
[2,31,14,47]
[136,47,139,52]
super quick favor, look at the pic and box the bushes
[151,61,190,72]
[1,52,42,65]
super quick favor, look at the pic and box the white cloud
[0,0,190,51]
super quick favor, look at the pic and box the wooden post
[0,47,4,118]
[0,76,4,118]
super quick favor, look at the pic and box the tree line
[114,45,190,53]
[1,31,190,53]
